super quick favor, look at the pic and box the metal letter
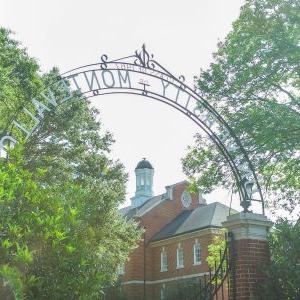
[101,70,115,88]
[202,112,215,127]
[118,70,131,88]
[59,79,74,103]
[175,87,181,102]
[185,95,192,109]
[161,79,170,97]
[41,89,58,107]
[32,99,51,118]
[12,120,31,138]
[0,135,17,153]
[12,108,40,139]
[84,71,101,91]
[193,106,202,117]
[219,130,231,143]
[67,74,81,92]
[23,108,40,124]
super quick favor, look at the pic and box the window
[117,263,125,275]
[160,247,168,272]
[146,175,150,185]
[181,190,192,208]
[176,243,184,268]
[165,186,173,200]
[160,284,166,300]
[193,239,201,265]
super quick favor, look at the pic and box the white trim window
[176,243,184,269]
[165,186,173,200]
[193,239,201,265]
[160,247,168,272]
[160,284,166,300]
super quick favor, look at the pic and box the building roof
[135,158,154,170]
[120,181,189,219]
[120,194,165,219]
[150,202,237,242]
[119,205,138,219]
[120,180,237,242]
[119,205,134,216]
[120,180,189,214]
[136,194,164,216]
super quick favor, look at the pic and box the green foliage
[0,28,142,299]
[182,0,300,214]
[163,279,202,300]
[0,28,43,132]
[205,231,227,287]
[206,231,226,271]
[0,144,141,299]
[0,265,24,300]
[259,219,300,299]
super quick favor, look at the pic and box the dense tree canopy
[259,219,300,299]
[183,1,299,298]
[0,28,142,299]
[0,28,43,132]
[183,0,300,215]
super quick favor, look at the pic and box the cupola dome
[135,158,154,170]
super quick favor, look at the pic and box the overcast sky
[1,0,254,211]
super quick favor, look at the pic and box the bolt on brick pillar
[222,213,273,300]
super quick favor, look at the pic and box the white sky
[1,0,260,213]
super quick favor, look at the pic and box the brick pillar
[222,213,273,300]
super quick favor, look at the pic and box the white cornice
[121,271,210,286]
[222,212,273,241]
[149,227,222,247]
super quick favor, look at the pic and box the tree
[0,28,43,133]
[259,219,300,299]
[0,28,142,299]
[206,231,226,271]
[182,0,300,214]
[182,2,299,297]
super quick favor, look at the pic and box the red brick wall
[231,239,270,300]
[121,231,221,299]
[122,239,145,282]
[141,182,199,243]
[119,182,217,300]
[123,182,199,284]
[150,233,214,281]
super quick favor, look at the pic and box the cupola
[131,158,154,207]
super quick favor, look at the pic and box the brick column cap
[222,212,273,241]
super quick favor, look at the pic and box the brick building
[116,159,235,300]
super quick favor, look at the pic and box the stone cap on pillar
[222,212,273,241]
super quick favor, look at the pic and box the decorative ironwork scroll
[0,44,265,214]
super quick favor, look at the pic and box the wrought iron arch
[0,45,264,214]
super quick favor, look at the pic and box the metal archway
[0,45,264,214]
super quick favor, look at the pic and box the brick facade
[112,174,273,300]
[222,212,273,300]
[230,239,270,300]
[117,182,227,300]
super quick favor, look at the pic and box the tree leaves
[183,0,300,215]
[258,219,300,299]
[0,28,142,299]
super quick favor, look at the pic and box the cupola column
[131,158,154,207]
